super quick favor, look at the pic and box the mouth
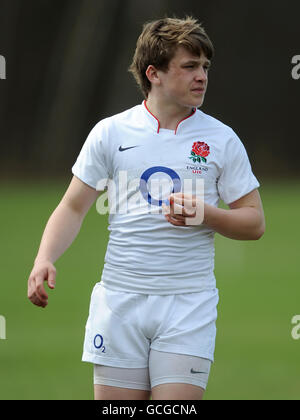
[191,87,206,94]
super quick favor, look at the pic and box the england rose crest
[189,141,210,163]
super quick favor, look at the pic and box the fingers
[163,201,187,226]
[163,193,204,226]
[28,275,48,308]
[165,213,186,227]
[27,264,56,308]
[37,274,49,299]
[47,267,56,290]
[171,194,197,216]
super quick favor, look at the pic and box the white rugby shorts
[82,283,219,368]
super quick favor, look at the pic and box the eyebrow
[182,59,211,67]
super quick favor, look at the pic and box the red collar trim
[175,107,196,135]
[144,100,160,133]
[143,100,196,135]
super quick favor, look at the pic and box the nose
[195,66,208,83]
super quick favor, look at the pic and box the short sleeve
[72,122,109,191]
[217,132,260,205]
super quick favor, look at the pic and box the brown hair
[129,16,214,98]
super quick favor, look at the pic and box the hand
[27,261,56,308]
[163,193,204,227]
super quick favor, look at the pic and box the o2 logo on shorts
[94,334,106,353]
[140,166,181,207]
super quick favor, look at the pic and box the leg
[149,349,211,400]
[151,383,204,400]
[93,364,151,400]
[94,385,150,400]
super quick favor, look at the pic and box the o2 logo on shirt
[94,334,106,353]
[140,166,181,207]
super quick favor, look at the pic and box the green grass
[0,179,299,400]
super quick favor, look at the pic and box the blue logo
[140,166,181,206]
[94,334,106,352]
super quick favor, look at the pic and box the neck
[146,95,194,130]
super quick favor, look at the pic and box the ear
[145,65,161,87]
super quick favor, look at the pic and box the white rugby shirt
[72,101,260,294]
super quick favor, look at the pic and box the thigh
[94,364,151,400]
[149,350,211,400]
[94,385,150,400]
[151,383,204,401]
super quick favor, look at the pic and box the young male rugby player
[27,17,265,400]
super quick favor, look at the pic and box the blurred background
[0,0,300,400]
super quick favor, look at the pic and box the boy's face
[156,46,210,109]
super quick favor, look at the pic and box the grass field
[0,179,300,400]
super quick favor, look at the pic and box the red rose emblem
[192,142,210,158]
[189,141,210,163]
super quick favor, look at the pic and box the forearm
[35,202,84,264]
[203,204,265,240]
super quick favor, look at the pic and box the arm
[165,189,265,241]
[203,189,265,240]
[27,176,101,308]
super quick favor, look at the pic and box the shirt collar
[142,100,197,135]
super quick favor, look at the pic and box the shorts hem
[82,352,148,369]
[94,378,151,391]
[150,344,214,363]
[151,377,207,390]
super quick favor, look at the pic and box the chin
[194,101,204,108]
[187,96,205,109]
[179,101,201,109]
[189,100,204,109]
